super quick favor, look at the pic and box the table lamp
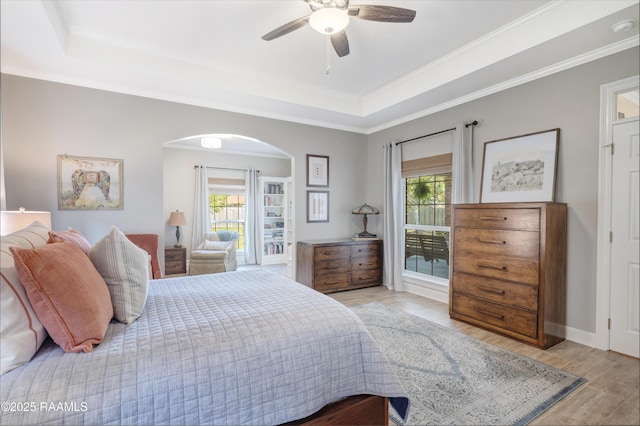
[169,210,187,248]
[352,203,379,238]
[1,207,52,236]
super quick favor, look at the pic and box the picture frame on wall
[57,155,124,210]
[307,190,329,223]
[480,129,560,203]
[306,154,329,187]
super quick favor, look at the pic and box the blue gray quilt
[1,269,408,425]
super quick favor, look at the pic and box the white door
[610,118,640,358]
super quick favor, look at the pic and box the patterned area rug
[351,302,585,426]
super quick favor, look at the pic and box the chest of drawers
[165,247,187,275]
[296,239,383,293]
[449,203,567,349]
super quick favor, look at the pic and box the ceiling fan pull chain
[326,36,331,75]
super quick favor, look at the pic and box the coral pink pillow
[48,228,92,253]
[9,241,113,353]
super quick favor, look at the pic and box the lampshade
[309,8,349,35]
[352,203,380,215]
[169,211,187,227]
[1,208,52,236]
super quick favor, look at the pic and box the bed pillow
[10,241,113,353]
[88,227,149,324]
[0,221,50,374]
[48,227,92,253]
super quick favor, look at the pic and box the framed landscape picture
[58,155,123,210]
[480,129,560,203]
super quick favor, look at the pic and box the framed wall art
[307,190,329,223]
[480,129,560,203]
[306,154,329,187]
[57,155,123,210]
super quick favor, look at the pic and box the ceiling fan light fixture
[201,137,222,149]
[309,8,349,35]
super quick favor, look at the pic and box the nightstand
[165,247,187,275]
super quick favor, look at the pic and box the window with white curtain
[208,175,245,250]
[402,153,453,282]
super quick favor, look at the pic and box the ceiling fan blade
[330,31,350,57]
[261,16,310,41]
[348,5,416,23]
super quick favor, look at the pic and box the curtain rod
[194,166,260,173]
[395,120,478,146]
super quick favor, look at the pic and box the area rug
[351,302,585,426]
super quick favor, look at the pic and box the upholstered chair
[188,231,238,275]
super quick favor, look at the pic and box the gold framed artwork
[57,155,123,210]
[480,129,560,203]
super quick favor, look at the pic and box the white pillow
[197,240,231,251]
[1,221,50,375]
[88,226,149,324]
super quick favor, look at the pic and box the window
[403,172,452,280]
[208,179,245,250]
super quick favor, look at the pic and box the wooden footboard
[284,395,388,426]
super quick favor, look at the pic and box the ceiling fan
[261,0,416,58]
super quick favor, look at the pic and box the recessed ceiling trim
[368,36,640,134]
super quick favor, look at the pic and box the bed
[0,268,409,425]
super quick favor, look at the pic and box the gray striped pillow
[88,226,149,324]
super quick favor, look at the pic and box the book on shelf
[352,234,379,240]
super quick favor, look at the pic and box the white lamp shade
[1,209,52,236]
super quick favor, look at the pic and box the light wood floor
[329,286,640,426]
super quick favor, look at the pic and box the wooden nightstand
[165,247,187,275]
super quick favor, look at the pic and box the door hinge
[608,318,611,330]
[604,143,615,155]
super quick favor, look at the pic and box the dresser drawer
[351,243,380,258]
[351,256,381,271]
[454,255,539,285]
[351,270,382,286]
[454,228,539,259]
[315,259,350,275]
[455,208,540,230]
[314,273,350,292]
[165,250,185,262]
[452,293,538,339]
[314,245,350,260]
[452,272,538,311]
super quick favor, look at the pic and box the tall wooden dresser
[296,239,383,293]
[449,203,567,349]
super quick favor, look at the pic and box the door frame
[595,75,639,351]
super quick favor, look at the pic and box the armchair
[189,231,238,275]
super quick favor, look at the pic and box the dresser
[296,239,383,293]
[449,203,567,349]
[165,247,187,275]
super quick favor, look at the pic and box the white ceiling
[1,1,639,146]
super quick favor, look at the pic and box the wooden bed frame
[287,395,388,425]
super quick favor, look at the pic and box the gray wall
[366,46,640,335]
[1,75,368,267]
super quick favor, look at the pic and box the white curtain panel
[452,122,474,204]
[191,165,209,251]
[382,142,404,291]
[0,138,6,210]
[244,169,261,265]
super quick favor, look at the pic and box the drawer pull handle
[479,216,507,221]
[326,280,342,285]
[478,286,506,296]
[477,238,506,245]
[478,264,507,271]
[476,309,505,321]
